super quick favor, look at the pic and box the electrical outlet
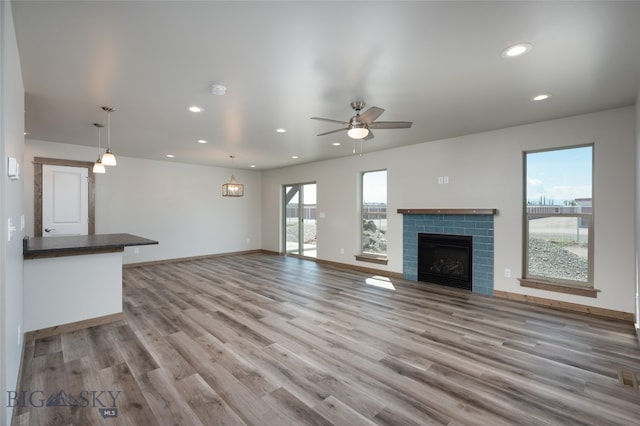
[443,176,449,184]
[438,177,444,184]
[340,248,345,254]
[504,268,512,278]
[246,238,251,245]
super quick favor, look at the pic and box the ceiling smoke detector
[211,84,227,96]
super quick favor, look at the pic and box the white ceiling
[11,1,640,170]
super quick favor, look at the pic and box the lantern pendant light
[222,155,244,197]
[92,123,106,174]
[101,106,117,166]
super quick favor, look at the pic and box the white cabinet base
[24,252,123,332]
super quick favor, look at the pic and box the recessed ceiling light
[166,154,175,158]
[291,155,299,159]
[275,128,287,133]
[210,84,227,96]
[501,42,533,58]
[197,139,207,144]
[250,165,256,168]
[188,106,204,113]
[332,142,341,146]
[531,93,551,102]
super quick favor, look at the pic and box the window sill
[519,278,598,298]
[355,254,388,265]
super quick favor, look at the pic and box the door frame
[282,184,300,255]
[282,181,316,258]
[34,157,96,237]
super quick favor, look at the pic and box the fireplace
[400,210,495,295]
[418,233,473,290]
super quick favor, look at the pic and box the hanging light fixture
[101,106,117,166]
[92,123,106,174]
[222,155,244,197]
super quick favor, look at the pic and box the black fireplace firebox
[418,233,472,290]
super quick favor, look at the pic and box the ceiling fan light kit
[347,124,369,139]
[311,100,412,142]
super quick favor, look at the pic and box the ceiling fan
[311,100,412,140]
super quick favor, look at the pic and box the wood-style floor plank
[12,253,640,425]
[175,373,247,426]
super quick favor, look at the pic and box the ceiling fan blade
[363,130,374,140]
[311,117,350,125]
[358,106,384,124]
[317,128,347,137]
[368,121,413,129]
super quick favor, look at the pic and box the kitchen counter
[23,233,158,336]
[23,233,158,259]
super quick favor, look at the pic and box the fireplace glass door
[418,233,472,290]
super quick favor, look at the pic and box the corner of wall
[1,0,26,423]
[635,88,640,328]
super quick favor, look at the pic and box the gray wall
[263,106,636,315]
[1,1,25,424]
[636,89,640,328]
[24,140,263,264]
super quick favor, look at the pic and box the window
[523,145,593,288]
[359,170,387,262]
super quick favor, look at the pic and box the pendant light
[222,155,244,197]
[92,123,106,174]
[101,106,117,166]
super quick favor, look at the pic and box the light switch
[7,157,19,180]
[8,218,17,241]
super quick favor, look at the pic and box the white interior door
[42,165,89,236]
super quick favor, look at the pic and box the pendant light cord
[107,111,111,150]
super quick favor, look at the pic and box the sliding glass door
[283,183,316,258]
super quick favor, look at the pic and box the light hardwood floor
[12,253,640,425]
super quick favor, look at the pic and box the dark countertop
[23,233,158,259]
